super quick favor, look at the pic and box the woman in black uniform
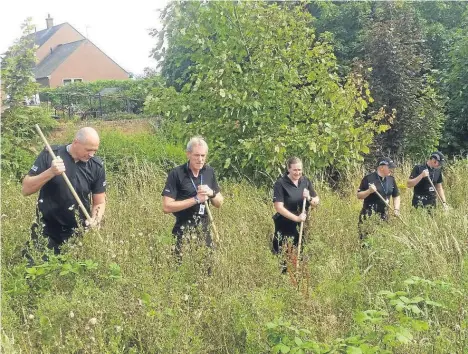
[272,157,319,254]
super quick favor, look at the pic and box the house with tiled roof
[34,14,129,88]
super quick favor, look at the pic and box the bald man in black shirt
[22,127,106,254]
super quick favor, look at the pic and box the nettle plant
[266,276,463,353]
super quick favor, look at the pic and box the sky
[0,0,170,76]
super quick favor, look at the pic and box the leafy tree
[443,10,468,155]
[1,18,56,179]
[363,2,445,159]
[146,1,385,181]
[1,18,38,107]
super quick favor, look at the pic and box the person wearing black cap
[22,127,107,254]
[162,136,224,255]
[407,151,448,210]
[272,157,319,255]
[357,157,401,239]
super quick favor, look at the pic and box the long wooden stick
[205,202,220,244]
[35,124,93,224]
[426,175,445,205]
[296,198,307,267]
[373,189,408,227]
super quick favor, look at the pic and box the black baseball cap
[430,151,445,165]
[377,157,397,169]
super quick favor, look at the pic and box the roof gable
[34,39,85,78]
[34,23,67,47]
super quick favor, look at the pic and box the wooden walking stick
[205,202,220,244]
[34,124,93,225]
[373,189,408,227]
[296,197,307,267]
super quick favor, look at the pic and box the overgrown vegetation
[1,122,467,353]
[2,2,468,352]
[1,17,57,180]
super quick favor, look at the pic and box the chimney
[46,14,53,29]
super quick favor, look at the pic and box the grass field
[2,120,467,353]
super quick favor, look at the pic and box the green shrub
[1,106,57,179]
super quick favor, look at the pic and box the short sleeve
[409,166,419,179]
[162,169,179,199]
[392,177,400,197]
[357,176,369,192]
[307,178,318,198]
[436,172,443,184]
[28,149,50,176]
[91,166,107,194]
[273,180,284,203]
[210,170,221,195]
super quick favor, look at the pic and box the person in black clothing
[407,151,448,210]
[22,127,106,254]
[357,157,400,239]
[162,137,224,255]
[272,157,319,254]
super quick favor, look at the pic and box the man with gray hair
[162,136,224,255]
[22,127,106,254]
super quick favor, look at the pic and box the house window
[62,78,83,85]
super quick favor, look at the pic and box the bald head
[75,127,100,145]
[71,127,100,162]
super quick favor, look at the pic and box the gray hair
[186,136,208,152]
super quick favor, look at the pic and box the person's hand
[394,209,400,217]
[296,213,307,223]
[302,189,310,200]
[421,169,430,178]
[442,202,450,211]
[50,157,65,176]
[368,183,377,193]
[198,185,214,198]
[196,192,209,204]
[310,197,319,207]
[85,218,100,230]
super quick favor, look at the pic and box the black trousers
[358,208,388,240]
[172,216,213,256]
[412,194,437,209]
[272,214,301,254]
[22,221,80,265]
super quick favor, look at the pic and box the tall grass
[1,123,467,353]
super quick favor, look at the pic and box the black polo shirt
[358,172,399,213]
[28,145,106,228]
[162,162,220,226]
[410,163,443,197]
[273,175,317,215]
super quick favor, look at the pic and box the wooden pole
[296,198,307,267]
[34,124,93,224]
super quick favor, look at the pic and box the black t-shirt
[28,145,106,228]
[273,175,317,216]
[409,163,443,197]
[358,172,399,212]
[162,162,220,226]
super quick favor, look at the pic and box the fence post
[99,93,103,118]
[68,94,71,119]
